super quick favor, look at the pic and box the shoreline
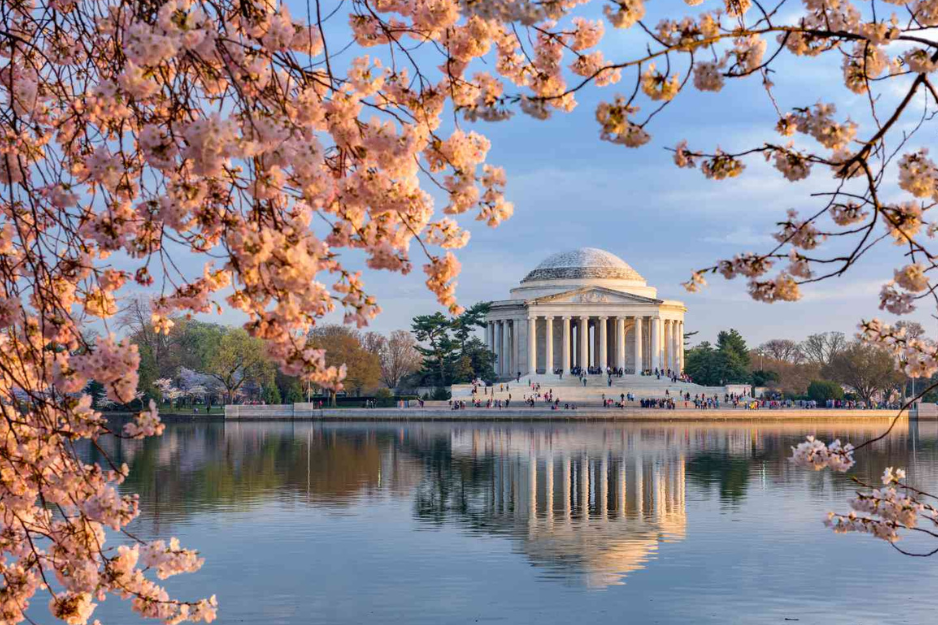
[210,407,912,421]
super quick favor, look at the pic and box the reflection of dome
[524,515,687,588]
[522,248,645,283]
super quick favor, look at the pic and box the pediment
[529,287,660,305]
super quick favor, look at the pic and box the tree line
[685,327,912,404]
[113,297,499,407]
[117,298,424,407]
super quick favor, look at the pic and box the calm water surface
[79,420,938,624]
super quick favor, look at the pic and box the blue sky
[306,15,937,348]
[147,2,938,349]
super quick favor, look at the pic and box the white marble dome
[522,248,645,283]
[510,247,654,299]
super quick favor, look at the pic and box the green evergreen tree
[717,329,750,383]
[412,302,496,385]
[450,302,491,352]
[684,342,722,386]
[463,336,497,383]
[451,354,475,383]
[84,380,106,409]
[412,313,456,386]
[284,379,305,403]
[263,384,282,405]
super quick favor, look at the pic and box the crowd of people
[455,377,900,412]
[449,398,514,409]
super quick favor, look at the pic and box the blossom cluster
[790,436,856,472]
[860,319,938,379]
[825,467,938,545]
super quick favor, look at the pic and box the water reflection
[96,418,938,592]
[414,428,688,587]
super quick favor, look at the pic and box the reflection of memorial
[448,429,687,587]
[95,419,927,581]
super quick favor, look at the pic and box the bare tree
[801,332,846,367]
[759,339,804,364]
[361,331,387,357]
[824,341,905,405]
[380,330,421,390]
[117,294,175,377]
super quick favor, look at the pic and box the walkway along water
[220,403,920,422]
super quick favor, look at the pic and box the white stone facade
[485,248,686,379]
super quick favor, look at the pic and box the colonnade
[487,314,683,378]
[486,319,518,378]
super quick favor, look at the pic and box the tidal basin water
[83,419,938,624]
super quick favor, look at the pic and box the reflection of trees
[84,419,934,566]
[89,421,421,536]
[686,453,753,503]
[408,442,496,527]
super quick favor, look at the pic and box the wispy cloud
[798,279,884,303]
[702,226,775,247]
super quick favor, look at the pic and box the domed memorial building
[484,248,686,380]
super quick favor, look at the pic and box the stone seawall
[223,404,911,421]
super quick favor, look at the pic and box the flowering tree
[5,0,938,621]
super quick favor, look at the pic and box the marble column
[671,321,677,372]
[678,320,684,373]
[592,319,600,367]
[578,316,588,371]
[527,316,537,376]
[501,321,508,378]
[670,321,675,373]
[511,319,519,379]
[506,320,512,377]
[561,316,571,375]
[496,321,504,376]
[616,317,626,370]
[634,316,643,374]
[651,316,661,372]
[664,320,671,372]
[545,316,554,375]
[598,317,608,370]
[506,320,513,378]
[671,321,678,372]
[487,321,494,353]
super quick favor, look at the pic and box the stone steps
[452,375,727,403]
